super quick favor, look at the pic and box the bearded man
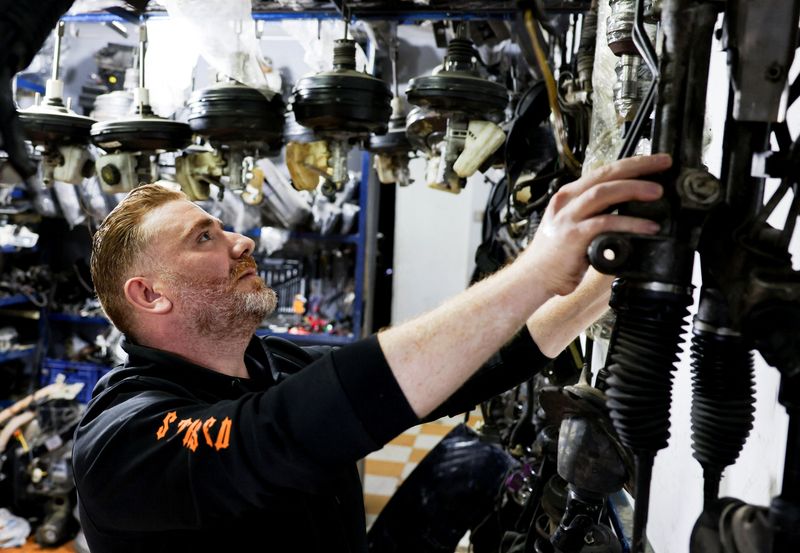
[72,154,670,553]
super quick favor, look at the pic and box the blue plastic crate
[40,358,112,403]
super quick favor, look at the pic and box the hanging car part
[186,81,284,152]
[181,80,285,203]
[682,0,800,541]
[90,23,191,193]
[290,37,391,198]
[606,0,655,124]
[367,34,412,187]
[283,107,330,192]
[689,290,756,507]
[0,0,76,180]
[587,1,721,551]
[405,106,447,158]
[367,97,412,187]
[406,26,508,193]
[18,21,96,186]
[535,371,630,553]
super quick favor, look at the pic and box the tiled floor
[362,413,483,551]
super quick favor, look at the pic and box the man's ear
[123,277,173,315]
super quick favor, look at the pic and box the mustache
[230,256,258,280]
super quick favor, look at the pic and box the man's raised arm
[378,154,671,418]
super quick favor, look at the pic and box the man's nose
[230,232,256,258]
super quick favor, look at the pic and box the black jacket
[73,331,547,553]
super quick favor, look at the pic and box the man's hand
[379,154,671,418]
[524,154,671,296]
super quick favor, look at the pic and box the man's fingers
[568,179,663,221]
[563,154,672,197]
[578,214,661,238]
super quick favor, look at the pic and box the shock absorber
[690,290,756,505]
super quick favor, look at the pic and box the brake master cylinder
[19,22,96,186]
[406,27,508,193]
[182,79,285,203]
[290,37,391,198]
[90,23,192,193]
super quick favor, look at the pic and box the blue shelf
[48,313,109,325]
[1,245,38,254]
[0,346,36,364]
[0,295,33,308]
[16,77,45,95]
[289,231,360,244]
[256,329,356,346]
[244,227,359,245]
[62,10,515,24]
[61,12,167,23]
[251,11,515,22]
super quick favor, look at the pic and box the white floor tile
[363,474,401,496]
[413,434,444,450]
[400,462,418,480]
[366,444,413,463]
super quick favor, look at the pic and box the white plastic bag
[160,0,279,95]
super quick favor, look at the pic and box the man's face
[140,199,277,335]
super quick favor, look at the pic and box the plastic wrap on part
[257,226,291,256]
[78,177,113,224]
[159,0,279,96]
[281,20,369,75]
[583,0,624,172]
[0,508,31,548]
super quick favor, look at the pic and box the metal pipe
[52,20,65,82]
[138,23,147,90]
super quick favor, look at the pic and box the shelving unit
[47,313,109,325]
[0,291,43,397]
[241,155,372,346]
[0,346,37,364]
[0,295,36,308]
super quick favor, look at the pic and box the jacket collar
[120,336,276,392]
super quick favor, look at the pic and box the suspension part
[690,322,756,505]
[604,280,692,552]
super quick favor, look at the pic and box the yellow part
[292,294,307,314]
[14,430,29,452]
[286,141,331,191]
[524,10,582,175]
[175,151,224,201]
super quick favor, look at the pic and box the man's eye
[198,231,212,242]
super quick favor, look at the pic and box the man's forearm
[378,154,670,420]
[527,268,614,358]
[377,260,554,418]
